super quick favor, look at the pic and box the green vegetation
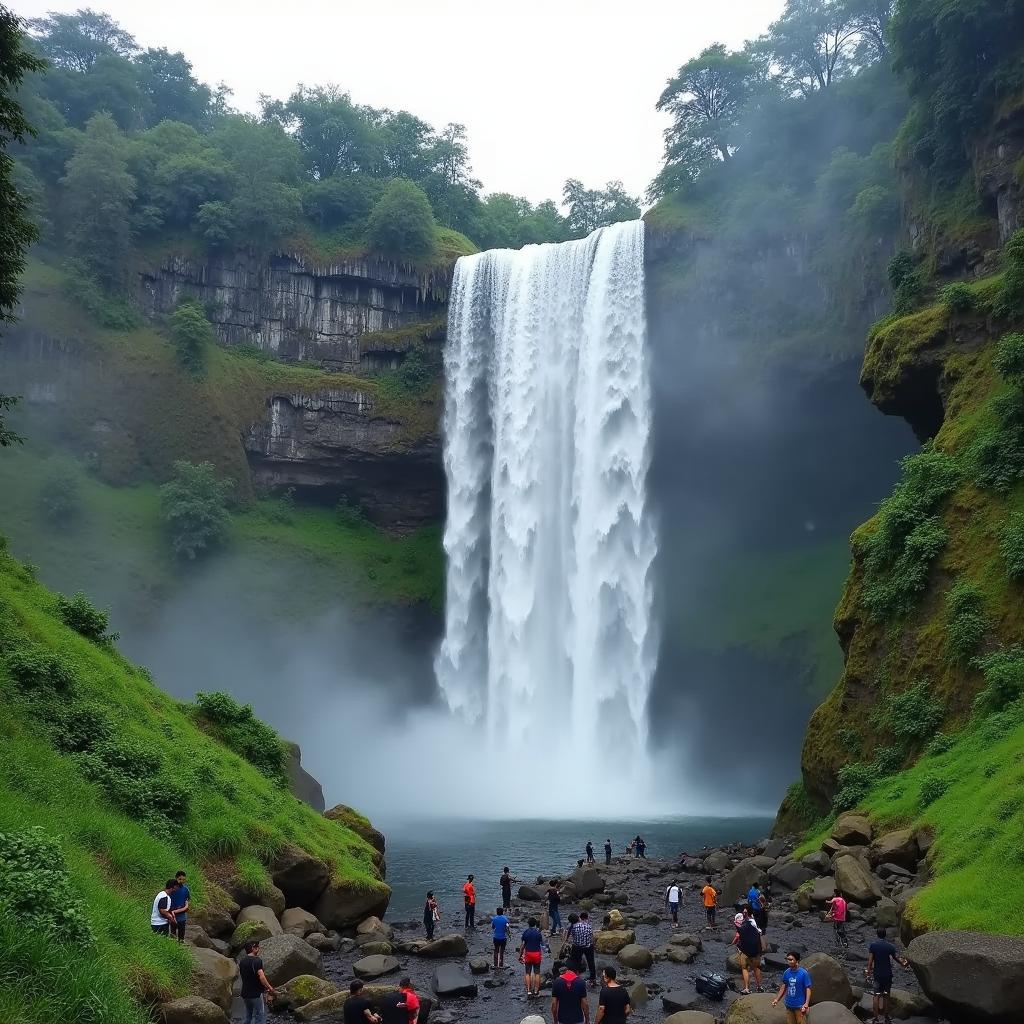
[193,691,287,784]
[168,298,214,375]
[0,538,384,1021]
[944,580,988,663]
[159,460,231,560]
[55,591,119,646]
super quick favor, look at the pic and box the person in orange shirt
[463,874,477,930]
[701,876,718,930]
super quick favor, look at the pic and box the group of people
[149,871,190,942]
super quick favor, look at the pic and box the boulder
[810,876,837,904]
[915,826,935,857]
[189,947,237,1014]
[857,990,931,1020]
[704,851,731,872]
[908,930,1024,1023]
[273,975,339,1011]
[357,916,393,937]
[184,926,215,950]
[669,932,703,950]
[518,884,545,901]
[306,931,341,953]
[226,881,286,918]
[877,863,913,880]
[595,930,636,954]
[258,934,324,985]
[606,909,627,930]
[190,903,236,941]
[802,852,831,875]
[665,1014,716,1024]
[664,944,697,964]
[433,964,478,998]
[804,953,854,1007]
[569,866,606,897]
[680,857,704,872]
[662,991,706,1013]
[617,944,653,969]
[833,856,881,906]
[628,981,647,1006]
[160,996,229,1024]
[294,984,396,1023]
[725,993,789,1023]
[360,941,394,956]
[722,859,769,907]
[415,933,468,957]
[271,846,331,909]
[874,898,899,929]
[469,956,491,975]
[353,954,400,980]
[323,804,386,854]
[237,905,282,935]
[832,814,872,846]
[807,1003,859,1024]
[869,830,919,870]
[762,839,787,859]
[281,907,324,938]
[314,877,390,930]
[750,856,777,870]
[770,861,815,891]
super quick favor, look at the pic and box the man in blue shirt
[169,870,190,943]
[492,906,510,970]
[772,950,812,1024]
[519,916,544,999]
[865,928,910,1024]
[747,882,768,933]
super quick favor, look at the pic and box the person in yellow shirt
[701,876,718,930]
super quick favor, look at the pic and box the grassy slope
[0,543,385,1023]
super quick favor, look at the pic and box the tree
[845,0,896,61]
[375,109,432,179]
[657,44,761,178]
[365,178,437,261]
[135,47,212,127]
[301,172,383,229]
[562,179,641,236]
[61,111,135,291]
[159,460,231,560]
[169,298,213,374]
[229,181,302,252]
[1,6,44,448]
[27,8,138,73]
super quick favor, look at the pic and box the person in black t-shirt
[239,940,275,1024]
[547,881,562,935]
[378,990,406,1024]
[344,981,382,1024]
[596,966,631,1024]
[551,963,589,1024]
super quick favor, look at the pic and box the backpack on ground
[694,970,728,1001]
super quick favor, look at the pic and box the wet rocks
[569,866,606,897]
[617,943,653,969]
[770,860,815,891]
[415,934,468,957]
[832,855,881,906]
[188,948,238,1014]
[281,907,324,938]
[517,884,545,901]
[258,934,324,985]
[662,990,707,1013]
[595,930,636,954]
[433,964,479,998]
[804,952,854,1007]
[160,996,229,1024]
[469,956,491,975]
[273,975,339,1010]
[353,954,400,980]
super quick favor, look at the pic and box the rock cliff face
[138,251,448,372]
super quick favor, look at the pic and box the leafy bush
[998,512,1024,580]
[0,828,94,945]
[62,260,141,330]
[967,334,1024,492]
[159,460,232,560]
[833,761,880,813]
[4,645,75,693]
[887,251,916,291]
[973,646,1024,715]
[169,298,214,375]
[919,770,950,808]
[925,733,954,756]
[365,179,437,262]
[55,592,119,646]
[941,281,976,314]
[893,271,927,316]
[38,469,81,522]
[51,700,115,754]
[945,580,988,662]
[193,691,287,783]
[994,229,1024,319]
[878,679,944,744]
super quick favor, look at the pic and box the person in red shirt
[463,875,477,930]
[396,978,419,1024]
[825,889,849,949]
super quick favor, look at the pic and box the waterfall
[435,220,656,797]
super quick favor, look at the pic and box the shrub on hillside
[159,460,232,560]
[972,646,1024,715]
[38,469,81,523]
[925,733,954,756]
[62,260,141,330]
[945,580,988,662]
[918,770,950,808]
[878,679,944,744]
[998,511,1024,579]
[194,691,287,783]
[50,700,114,754]
[55,592,119,647]
[994,229,1024,319]
[941,281,976,314]
[4,645,75,693]
[967,334,1024,492]
[169,298,214,375]
[0,828,94,945]
[365,179,437,262]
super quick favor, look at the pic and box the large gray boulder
[807,1003,859,1024]
[804,953,854,1007]
[569,866,606,897]
[189,947,238,1014]
[811,876,837,904]
[724,993,788,1023]
[271,846,331,909]
[762,838,787,859]
[869,830,919,870]
[257,934,324,985]
[273,975,339,1011]
[518,884,545,901]
[704,851,732,872]
[722,859,769,907]
[415,933,468,957]
[617,943,653,969]
[662,991,706,1013]
[770,860,815,891]
[161,996,229,1024]
[190,902,236,940]
[802,852,831,875]
[908,930,1024,1023]
[237,905,282,935]
[433,964,478,997]
[353,954,400,980]
[833,855,881,906]
[874,898,899,929]
[314,878,390,930]
[281,907,324,938]
[831,814,872,846]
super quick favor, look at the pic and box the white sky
[12,0,785,204]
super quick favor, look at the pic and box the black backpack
[694,970,728,1001]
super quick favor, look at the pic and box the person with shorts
[595,966,630,1024]
[519,916,544,998]
[665,881,681,928]
[547,880,562,935]
[150,879,178,936]
[169,870,190,943]
[772,950,812,1024]
[732,906,764,994]
[701,877,718,929]
[492,906,510,969]
[825,889,849,948]
[865,928,910,1024]
[463,874,476,930]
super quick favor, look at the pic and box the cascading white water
[436,220,657,802]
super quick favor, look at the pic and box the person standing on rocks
[169,870,190,943]
[500,867,519,912]
[396,979,420,1024]
[732,906,764,994]
[547,880,562,936]
[519,916,545,999]
[595,966,630,1024]
[825,889,849,949]
[423,891,439,940]
[636,836,647,858]
[604,839,612,866]
[665,880,681,928]
[552,961,590,1024]
[149,879,178,937]
[492,905,511,970]
[586,841,595,864]
[569,911,597,987]
[747,881,768,933]
[865,927,910,1024]
[239,939,276,1024]
[463,874,476,930]
[701,876,718,930]
[344,981,383,1024]
[772,950,812,1024]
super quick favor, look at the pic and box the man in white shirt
[665,881,681,929]
[150,879,179,936]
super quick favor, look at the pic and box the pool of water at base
[377,816,774,921]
